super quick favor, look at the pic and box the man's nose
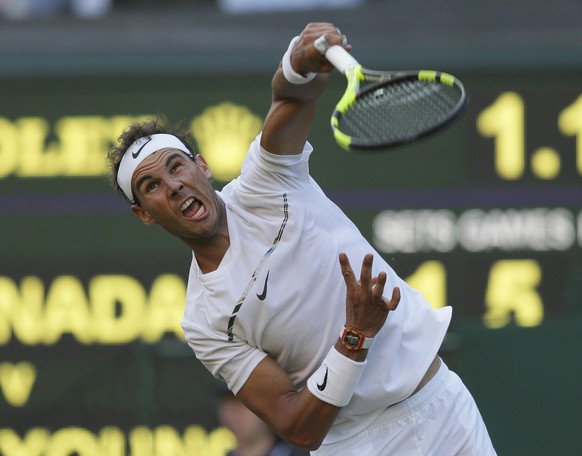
[167,176,183,196]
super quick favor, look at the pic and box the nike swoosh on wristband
[317,367,328,391]
[132,138,153,159]
[256,271,269,301]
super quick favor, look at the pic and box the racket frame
[319,43,468,151]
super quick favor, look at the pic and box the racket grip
[314,37,359,74]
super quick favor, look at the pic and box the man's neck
[191,231,230,274]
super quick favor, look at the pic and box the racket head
[331,70,468,151]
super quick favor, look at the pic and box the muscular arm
[236,354,340,450]
[236,253,400,450]
[260,23,349,156]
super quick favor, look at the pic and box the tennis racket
[315,37,468,151]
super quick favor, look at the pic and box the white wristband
[306,346,366,407]
[282,36,317,84]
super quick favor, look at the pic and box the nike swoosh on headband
[132,138,152,159]
[117,133,193,203]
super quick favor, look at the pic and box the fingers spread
[338,252,356,286]
[372,271,387,300]
[387,286,401,311]
[359,253,374,289]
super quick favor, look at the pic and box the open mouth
[181,197,206,219]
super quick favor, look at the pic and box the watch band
[340,326,375,350]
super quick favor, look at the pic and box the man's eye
[146,183,158,192]
[171,163,183,173]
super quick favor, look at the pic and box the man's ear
[195,154,212,179]
[131,204,156,225]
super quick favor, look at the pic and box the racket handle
[314,37,359,74]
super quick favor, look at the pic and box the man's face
[130,148,225,241]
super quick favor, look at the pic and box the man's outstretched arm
[260,22,349,156]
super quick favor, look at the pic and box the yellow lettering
[182,426,210,456]
[46,427,98,456]
[17,117,60,177]
[44,276,92,344]
[558,94,582,176]
[153,426,186,455]
[477,92,525,180]
[0,428,49,456]
[14,277,45,345]
[0,274,188,346]
[206,427,236,456]
[142,275,186,343]
[405,261,446,310]
[0,362,36,407]
[484,260,544,328]
[0,426,235,456]
[91,275,146,344]
[97,427,125,456]
[0,276,45,345]
[55,117,112,176]
[129,426,154,456]
[0,277,19,344]
[0,115,154,180]
[0,117,18,178]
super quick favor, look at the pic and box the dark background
[1,1,581,455]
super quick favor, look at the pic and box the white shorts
[312,361,497,456]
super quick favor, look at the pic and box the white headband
[117,133,193,203]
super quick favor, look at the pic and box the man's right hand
[288,22,351,76]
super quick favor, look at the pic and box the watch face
[344,331,361,348]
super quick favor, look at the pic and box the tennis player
[108,22,496,455]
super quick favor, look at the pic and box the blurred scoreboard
[0,69,581,454]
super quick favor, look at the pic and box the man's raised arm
[260,22,350,155]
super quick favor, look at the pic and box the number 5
[484,260,544,328]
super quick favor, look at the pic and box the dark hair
[106,116,197,202]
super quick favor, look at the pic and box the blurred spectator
[0,0,111,20]
[216,383,308,456]
[70,0,112,18]
[218,0,366,14]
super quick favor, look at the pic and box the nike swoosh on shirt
[317,367,328,391]
[227,194,288,342]
[132,137,152,159]
[256,271,269,301]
